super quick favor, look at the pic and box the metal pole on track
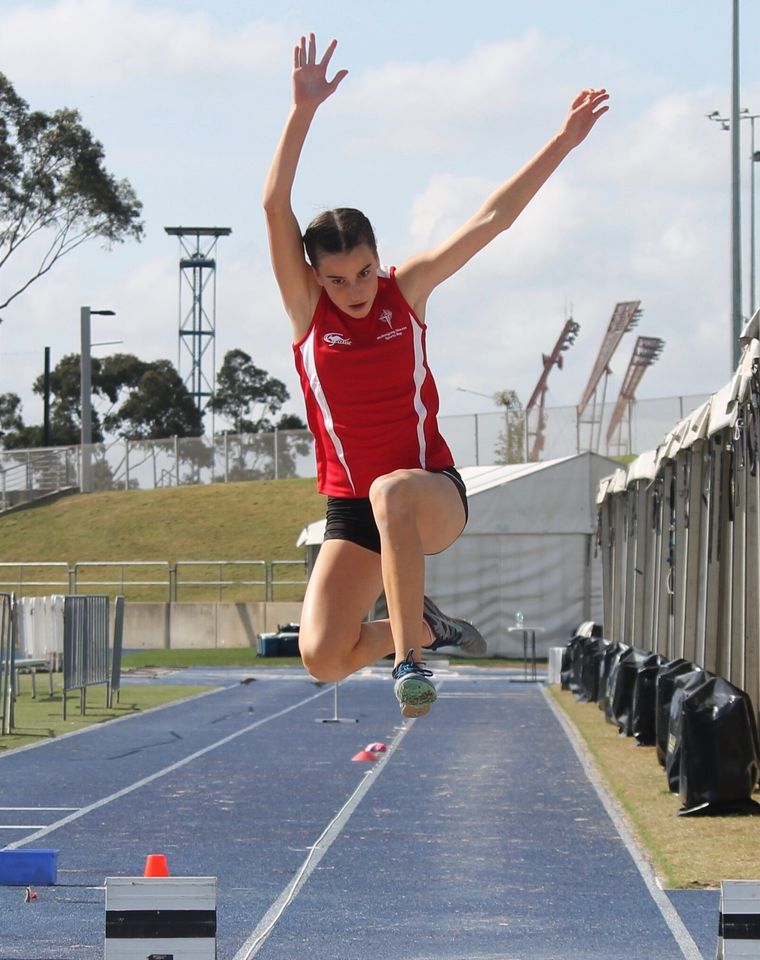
[315,681,357,724]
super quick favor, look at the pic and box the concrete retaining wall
[123,601,303,649]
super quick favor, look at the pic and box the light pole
[708,108,760,326]
[705,0,742,370]
[748,112,760,318]
[80,306,115,493]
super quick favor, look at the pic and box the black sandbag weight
[655,659,699,768]
[678,677,760,816]
[631,653,668,746]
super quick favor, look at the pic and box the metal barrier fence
[0,560,308,602]
[0,593,125,733]
[0,594,13,735]
[63,595,110,719]
[0,563,70,596]
[109,596,125,708]
[596,317,760,717]
[0,394,711,496]
[73,562,171,601]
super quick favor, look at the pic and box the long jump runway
[0,666,718,959]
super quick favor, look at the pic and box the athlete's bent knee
[299,634,352,683]
[368,471,415,533]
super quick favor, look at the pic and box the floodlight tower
[525,315,580,461]
[605,336,665,456]
[577,300,642,453]
[165,226,231,420]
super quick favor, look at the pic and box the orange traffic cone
[143,853,170,877]
[365,742,387,753]
[351,750,377,762]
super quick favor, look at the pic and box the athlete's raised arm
[396,87,610,319]
[262,34,348,338]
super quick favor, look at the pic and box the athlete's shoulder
[378,265,420,323]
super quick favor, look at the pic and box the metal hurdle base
[316,682,358,723]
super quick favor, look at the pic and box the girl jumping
[263,34,608,717]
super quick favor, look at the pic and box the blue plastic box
[257,633,280,656]
[0,849,59,885]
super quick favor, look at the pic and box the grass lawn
[550,686,760,889]
[121,648,303,669]
[0,479,324,564]
[0,479,324,600]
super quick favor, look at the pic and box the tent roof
[296,452,616,546]
[457,455,577,495]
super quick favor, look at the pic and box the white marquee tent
[296,452,617,657]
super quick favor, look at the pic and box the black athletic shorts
[323,466,468,555]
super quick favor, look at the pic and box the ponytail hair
[303,208,378,268]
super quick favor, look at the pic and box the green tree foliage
[493,389,526,464]
[0,71,143,312]
[209,349,310,479]
[107,358,202,439]
[0,354,201,448]
[0,392,24,440]
[210,349,293,433]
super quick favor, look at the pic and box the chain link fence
[0,394,710,497]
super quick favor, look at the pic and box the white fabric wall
[15,596,65,659]
[425,531,601,656]
[463,458,599,535]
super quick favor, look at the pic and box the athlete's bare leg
[298,470,465,682]
[298,539,390,681]
[369,469,466,667]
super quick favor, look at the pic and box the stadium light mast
[165,226,231,429]
[577,301,641,454]
[605,336,665,456]
[525,314,580,462]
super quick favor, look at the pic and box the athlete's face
[313,244,379,318]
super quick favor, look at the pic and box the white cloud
[0,5,754,443]
[333,30,568,158]
[0,0,289,89]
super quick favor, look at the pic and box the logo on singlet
[377,308,405,342]
[323,332,352,346]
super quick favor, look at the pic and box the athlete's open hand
[560,88,610,148]
[292,34,348,110]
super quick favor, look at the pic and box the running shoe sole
[394,674,437,718]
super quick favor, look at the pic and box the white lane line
[232,686,438,960]
[540,686,705,960]
[2,688,330,852]
[0,825,49,829]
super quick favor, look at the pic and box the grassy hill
[0,479,325,563]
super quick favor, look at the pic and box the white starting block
[104,876,217,959]
[717,880,760,959]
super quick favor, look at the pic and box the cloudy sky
[0,0,759,432]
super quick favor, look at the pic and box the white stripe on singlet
[410,313,428,468]
[299,328,356,494]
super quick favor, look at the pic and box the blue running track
[0,666,718,959]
